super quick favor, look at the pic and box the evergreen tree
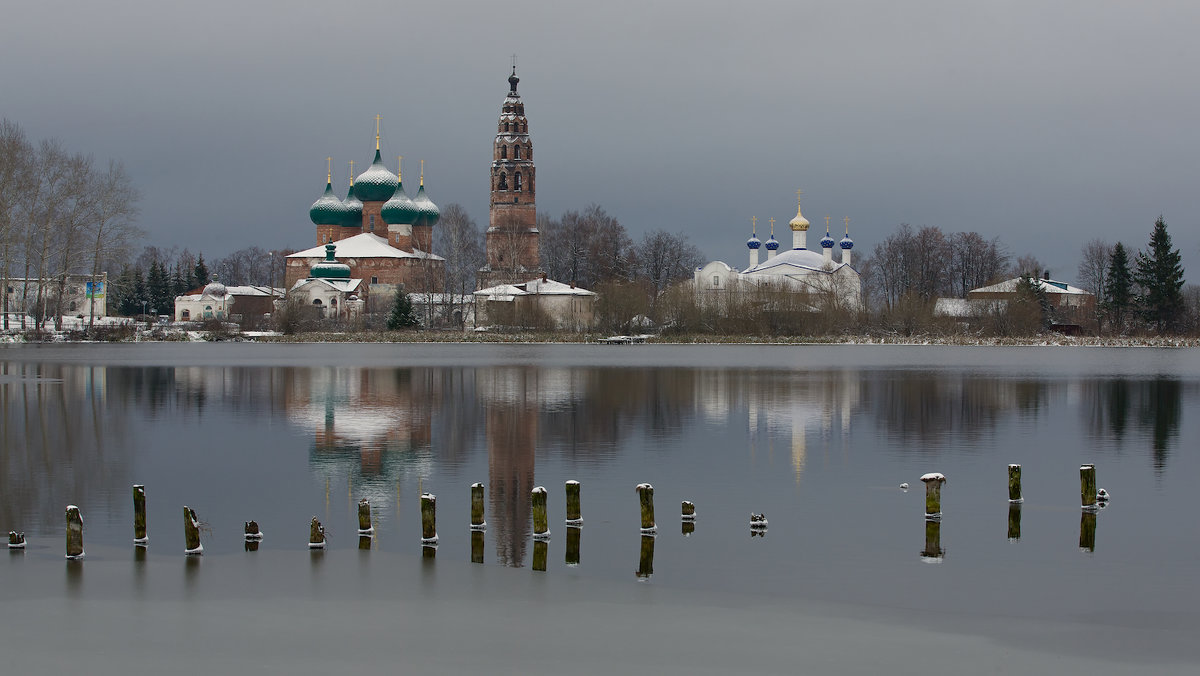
[1102,242,1134,332]
[118,266,147,317]
[171,262,190,297]
[387,289,419,330]
[1134,216,1185,333]
[146,260,172,316]
[193,254,210,288]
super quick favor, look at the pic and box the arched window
[181,309,190,320]
[498,172,508,190]
[527,146,532,160]
[513,145,520,160]
[504,122,510,132]
[500,146,506,159]
[369,214,375,231]
[515,172,522,191]
[312,299,322,305]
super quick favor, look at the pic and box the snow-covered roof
[474,277,596,299]
[743,248,840,275]
[289,277,363,293]
[226,285,283,297]
[969,277,1091,296]
[287,233,445,261]
[933,298,1006,317]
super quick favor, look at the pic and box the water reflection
[1082,378,1183,471]
[636,535,655,579]
[1007,503,1021,541]
[1080,511,1097,553]
[921,520,944,562]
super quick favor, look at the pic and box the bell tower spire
[482,63,540,289]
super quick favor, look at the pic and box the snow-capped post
[636,534,655,579]
[183,506,203,555]
[1080,464,1098,511]
[133,484,148,545]
[308,517,326,549]
[921,519,944,562]
[531,486,550,540]
[1007,465,1022,503]
[420,493,438,545]
[1079,510,1097,552]
[1007,503,1021,541]
[471,530,485,564]
[244,520,263,540]
[357,498,373,535]
[636,483,656,533]
[8,531,25,549]
[565,526,581,566]
[565,480,582,525]
[65,505,85,559]
[921,473,946,519]
[681,500,696,521]
[470,483,486,530]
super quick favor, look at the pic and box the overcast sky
[3,0,1198,280]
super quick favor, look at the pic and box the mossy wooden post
[920,519,944,562]
[532,540,548,572]
[682,520,695,536]
[1007,465,1022,503]
[1080,464,1098,511]
[65,505,85,559]
[1079,511,1097,552]
[531,486,550,540]
[244,520,263,540]
[565,480,582,525]
[183,506,203,555]
[921,473,946,519]
[420,493,438,544]
[308,516,326,549]
[8,531,25,549]
[357,498,373,535]
[358,535,372,550]
[565,526,581,566]
[636,534,655,579]
[470,483,486,529]
[681,500,696,521]
[1007,503,1022,541]
[471,530,485,564]
[636,483,656,533]
[133,484,148,545]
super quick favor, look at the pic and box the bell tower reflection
[482,367,539,567]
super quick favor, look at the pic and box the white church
[694,192,862,310]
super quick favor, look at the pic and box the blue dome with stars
[765,235,780,251]
[820,231,836,249]
[839,234,854,250]
[747,235,761,250]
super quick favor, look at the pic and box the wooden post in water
[565,480,582,525]
[532,540,548,572]
[565,526,581,566]
[471,530,485,564]
[1080,464,1098,511]
[244,520,263,540]
[1007,503,1021,541]
[309,516,326,549]
[921,473,946,519]
[66,505,85,559]
[681,500,696,521]
[133,484,148,544]
[358,535,372,550]
[470,483,486,530]
[531,486,550,540]
[636,483,656,533]
[357,498,373,535]
[183,506,203,555]
[8,531,25,549]
[1007,465,1022,503]
[636,534,655,579]
[420,493,438,544]
[682,521,695,536]
[1079,510,1097,552]
[921,519,944,562]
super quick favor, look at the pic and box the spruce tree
[1103,242,1134,333]
[1134,216,1185,333]
[193,254,210,288]
[147,260,172,317]
[387,289,419,330]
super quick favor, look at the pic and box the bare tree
[540,204,633,289]
[1012,253,1045,278]
[84,161,142,328]
[0,119,32,330]
[949,231,1009,296]
[1077,238,1113,335]
[636,229,704,316]
[433,202,483,326]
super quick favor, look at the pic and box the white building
[174,281,283,323]
[694,193,862,310]
[286,244,366,321]
[474,275,597,331]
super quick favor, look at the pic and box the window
[181,309,190,320]
[713,275,720,287]
[371,276,378,284]
[515,172,522,191]
[513,145,520,159]
[500,146,506,159]
[312,299,322,305]
[498,172,507,190]
[369,214,375,231]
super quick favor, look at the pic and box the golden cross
[397,155,403,181]
[326,157,332,183]
[375,114,382,149]
[796,188,803,203]
[751,216,757,234]
[420,159,425,186]
[348,160,355,183]
[825,215,831,230]
[768,217,776,234]
[843,216,850,233]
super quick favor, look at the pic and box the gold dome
[788,190,810,232]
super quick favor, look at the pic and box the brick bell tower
[480,66,540,289]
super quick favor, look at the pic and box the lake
[2,343,1198,674]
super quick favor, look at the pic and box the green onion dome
[412,183,440,227]
[309,179,351,226]
[310,244,351,279]
[353,149,398,202]
[341,182,363,228]
[381,180,419,225]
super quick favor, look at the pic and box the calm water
[2,343,1198,674]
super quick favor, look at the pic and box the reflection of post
[470,483,486,529]
[1007,503,1021,541]
[532,540,548,572]
[682,521,695,536]
[1080,464,1097,511]
[1079,511,1097,552]
[358,535,372,550]
[357,498,374,535]
[1007,465,1022,503]
[921,519,944,562]
[637,483,656,533]
[184,506,203,555]
[471,530,485,564]
[565,526,580,566]
[636,534,655,579]
[421,493,438,544]
[565,480,582,525]
[133,485,148,544]
[66,505,85,559]
[531,486,550,540]
[921,473,946,518]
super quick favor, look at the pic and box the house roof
[474,277,597,300]
[287,233,445,261]
[970,277,1091,296]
